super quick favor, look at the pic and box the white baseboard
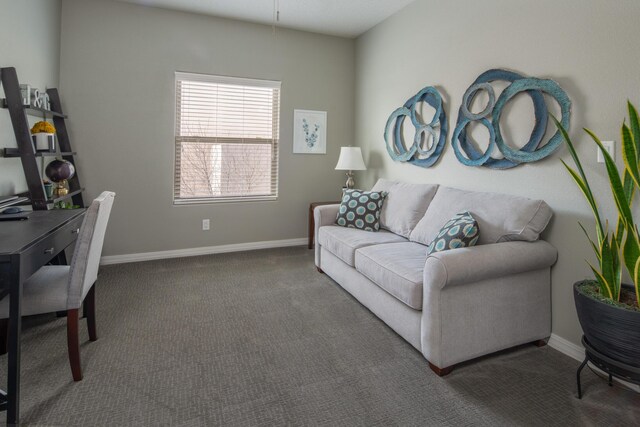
[548,333,584,362]
[548,333,640,392]
[100,237,307,265]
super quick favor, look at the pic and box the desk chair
[0,191,115,381]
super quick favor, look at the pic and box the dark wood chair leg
[67,308,83,381]
[85,284,97,342]
[428,362,454,376]
[533,339,548,347]
[0,319,8,355]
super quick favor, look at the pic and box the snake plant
[554,101,640,307]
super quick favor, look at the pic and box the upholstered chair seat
[0,266,70,317]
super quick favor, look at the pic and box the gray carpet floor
[1,247,639,426]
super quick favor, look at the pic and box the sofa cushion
[427,212,480,254]
[410,186,552,245]
[336,189,387,231]
[355,242,427,310]
[318,226,406,267]
[370,178,396,192]
[372,179,439,238]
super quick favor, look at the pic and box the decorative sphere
[45,159,75,183]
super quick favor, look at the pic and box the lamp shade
[335,147,366,171]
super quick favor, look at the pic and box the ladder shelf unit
[0,67,84,210]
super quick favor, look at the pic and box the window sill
[174,196,278,205]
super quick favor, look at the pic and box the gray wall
[59,0,354,256]
[0,0,61,196]
[8,0,633,350]
[354,0,640,347]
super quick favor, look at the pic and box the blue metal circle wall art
[384,86,448,168]
[452,69,571,169]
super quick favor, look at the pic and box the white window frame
[173,71,281,205]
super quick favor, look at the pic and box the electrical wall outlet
[598,140,615,163]
[202,219,210,231]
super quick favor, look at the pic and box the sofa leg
[532,338,548,347]
[317,267,324,274]
[428,362,454,377]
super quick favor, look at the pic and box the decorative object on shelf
[384,86,448,168]
[452,69,571,169]
[45,158,75,182]
[19,84,31,106]
[293,109,327,154]
[30,121,56,152]
[30,89,50,109]
[45,158,76,199]
[54,201,81,209]
[555,101,640,397]
[31,88,42,108]
[53,180,69,198]
[43,180,54,199]
[40,92,50,110]
[335,146,366,189]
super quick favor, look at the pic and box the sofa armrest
[421,240,557,368]
[314,204,340,267]
[314,204,340,234]
[424,240,558,289]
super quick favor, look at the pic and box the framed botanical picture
[293,109,327,154]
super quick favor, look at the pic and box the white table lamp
[335,146,366,189]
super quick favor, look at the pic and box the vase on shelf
[43,181,54,199]
[32,132,55,152]
[30,121,56,152]
[45,159,75,182]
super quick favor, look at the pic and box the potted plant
[554,103,640,374]
[30,121,56,152]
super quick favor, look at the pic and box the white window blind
[174,72,281,204]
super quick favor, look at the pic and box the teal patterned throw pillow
[336,189,387,231]
[427,212,479,254]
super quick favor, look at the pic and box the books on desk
[0,196,29,210]
[0,195,17,205]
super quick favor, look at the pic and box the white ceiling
[112,0,415,38]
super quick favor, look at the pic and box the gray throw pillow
[427,212,479,254]
[336,189,387,231]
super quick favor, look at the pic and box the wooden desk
[0,209,85,425]
[308,201,341,249]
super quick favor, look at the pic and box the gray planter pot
[574,281,640,371]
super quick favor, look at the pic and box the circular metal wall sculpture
[452,69,571,169]
[384,86,448,168]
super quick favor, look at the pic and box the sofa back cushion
[409,186,552,245]
[371,179,439,238]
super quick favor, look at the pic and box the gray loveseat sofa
[314,179,558,375]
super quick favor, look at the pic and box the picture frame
[293,109,327,154]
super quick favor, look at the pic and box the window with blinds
[174,72,281,204]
